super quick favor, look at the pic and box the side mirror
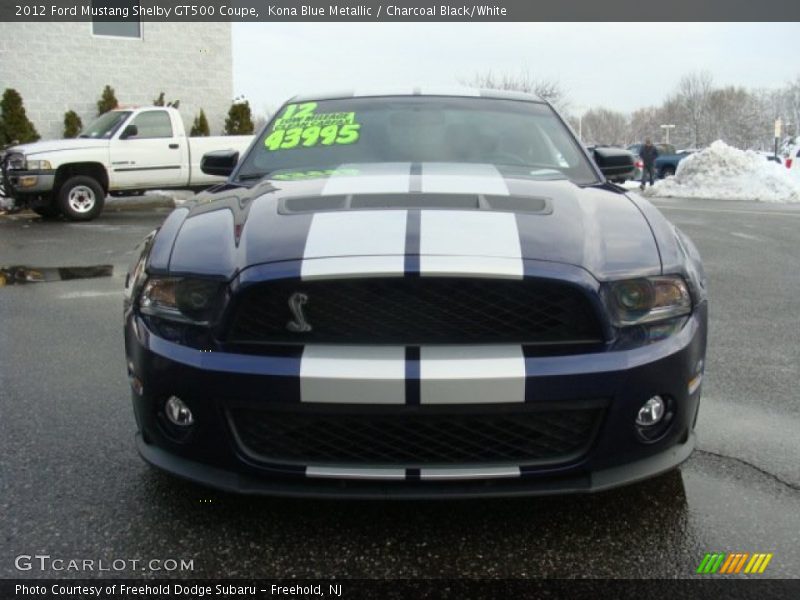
[593,147,635,179]
[201,150,239,177]
[119,124,138,139]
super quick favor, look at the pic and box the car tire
[660,166,675,178]
[57,176,105,221]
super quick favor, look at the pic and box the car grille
[226,277,604,345]
[227,403,606,468]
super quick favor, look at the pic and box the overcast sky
[232,22,800,116]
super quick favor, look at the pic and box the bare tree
[628,106,664,145]
[705,86,764,149]
[580,108,629,145]
[676,71,714,147]
[460,69,570,111]
[777,77,800,142]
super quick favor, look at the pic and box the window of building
[128,111,173,139]
[91,1,141,38]
[92,21,141,38]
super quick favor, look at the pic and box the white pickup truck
[1,106,253,220]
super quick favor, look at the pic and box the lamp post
[660,124,675,145]
[571,105,587,143]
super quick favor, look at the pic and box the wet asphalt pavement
[0,196,798,580]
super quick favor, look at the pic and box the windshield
[236,96,599,185]
[79,111,131,139]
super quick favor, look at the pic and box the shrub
[190,109,210,136]
[224,100,254,135]
[97,85,118,115]
[154,92,180,109]
[63,110,82,138]
[0,88,39,145]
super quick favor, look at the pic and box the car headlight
[139,277,223,323]
[24,159,52,170]
[605,276,691,327]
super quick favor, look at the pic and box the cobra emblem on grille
[286,292,312,333]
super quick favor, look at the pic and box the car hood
[8,138,109,157]
[157,163,663,281]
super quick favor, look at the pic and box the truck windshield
[236,96,599,185]
[78,111,132,139]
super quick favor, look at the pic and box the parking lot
[1,196,799,579]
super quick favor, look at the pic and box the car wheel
[57,176,105,221]
[660,166,675,178]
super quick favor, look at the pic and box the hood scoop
[279,193,552,215]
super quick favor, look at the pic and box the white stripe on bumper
[419,466,521,480]
[300,345,406,404]
[305,466,406,480]
[420,345,526,404]
[419,210,524,279]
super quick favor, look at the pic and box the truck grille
[227,403,606,468]
[226,277,603,345]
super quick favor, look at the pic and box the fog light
[165,396,194,427]
[636,395,665,427]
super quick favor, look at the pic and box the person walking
[640,138,659,190]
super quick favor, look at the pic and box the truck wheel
[57,176,105,221]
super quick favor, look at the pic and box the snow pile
[645,140,800,203]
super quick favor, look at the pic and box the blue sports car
[124,89,707,497]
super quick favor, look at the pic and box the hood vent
[280,193,551,215]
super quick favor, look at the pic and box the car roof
[289,87,548,104]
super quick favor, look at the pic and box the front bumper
[5,169,55,195]
[125,305,706,498]
[136,431,695,498]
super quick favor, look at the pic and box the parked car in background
[585,144,635,183]
[626,143,676,181]
[654,149,696,178]
[783,142,800,176]
[1,106,253,220]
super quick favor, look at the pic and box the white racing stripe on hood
[301,210,407,279]
[419,345,526,404]
[300,345,406,404]
[321,162,412,195]
[420,211,524,279]
[420,163,509,195]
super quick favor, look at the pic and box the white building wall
[0,22,232,139]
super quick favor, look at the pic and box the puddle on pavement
[0,264,113,286]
